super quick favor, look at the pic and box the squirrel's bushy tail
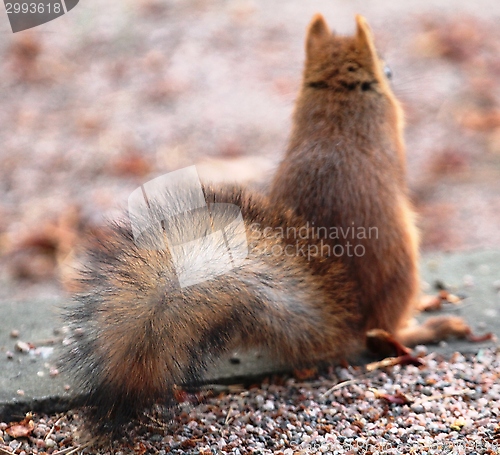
[64,185,361,433]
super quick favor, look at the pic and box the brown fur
[270,15,472,345]
[66,14,470,438]
[270,15,419,337]
[65,185,363,435]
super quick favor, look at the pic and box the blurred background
[0,0,500,300]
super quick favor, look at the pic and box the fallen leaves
[427,148,470,178]
[418,288,465,312]
[3,205,82,281]
[459,109,500,132]
[293,367,318,381]
[109,149,153,178]
[369,388,413,405]
[467,331,495,343]
[7,32,42,82]
[415,15,488,63]
[6,414,35,439]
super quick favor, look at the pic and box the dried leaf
[293,368,318,381]
[438,290,463,304]
[180,438,198,449]
[112,153,152,177]
[134,442,148,455]
[418,295,442,312]
[415,16,485,62]
[467,332,495,343]
[369,388,413,405]
[8,32,42,82]
[6,415,35,438]
[459,109,500,132]
[6,205,83,281]
[173,388,189,403]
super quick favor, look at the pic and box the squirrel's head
[303,14,393,98]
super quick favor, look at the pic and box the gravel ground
[2,348,500,454]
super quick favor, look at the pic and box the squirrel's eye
[384,64,393,80]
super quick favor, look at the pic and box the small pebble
[73,328,85,337]
[33,425,47,438]
[263,400,275,411]
[410,404,424,413]
[50,367,60,377]
[9,441,20,450]
[15,341,31,354]
[421,387,433,396]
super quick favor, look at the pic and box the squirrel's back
[270,15,420,334]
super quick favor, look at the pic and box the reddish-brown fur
[65,185,363,436]
[65,14,471,439]
[270,15,420,336]
[270,15,470,345]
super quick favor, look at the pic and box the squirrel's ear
[306,14,331,59]
[355,15,378,63]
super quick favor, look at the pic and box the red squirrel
[64,14,472,437]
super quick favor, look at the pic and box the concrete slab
[417,249,500,355]
[0,250,499,417]
[0,297,72,420]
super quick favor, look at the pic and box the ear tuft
[306,14,331,58]
[355,15,376,57]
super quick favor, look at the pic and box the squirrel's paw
[366,328,411,358]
